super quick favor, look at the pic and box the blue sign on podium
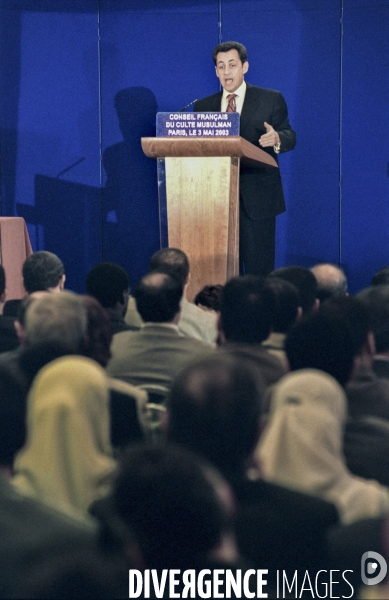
[156,112,240,138]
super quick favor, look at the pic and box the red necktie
[226,94,237,113]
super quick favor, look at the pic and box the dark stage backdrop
[0,0,388,293]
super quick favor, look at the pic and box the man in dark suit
[194,41,296,276]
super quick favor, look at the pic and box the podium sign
[156,112,239,138]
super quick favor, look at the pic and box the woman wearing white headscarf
[257,368,389,524]
[13,356,116,517]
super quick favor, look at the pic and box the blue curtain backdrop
[0,0,388,293]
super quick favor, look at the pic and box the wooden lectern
[141,137,278,301]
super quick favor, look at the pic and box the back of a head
[371,266,389,286]
[318,295,371,358]
[194,284,223,312]
[149,248,189,288]
[113,443,225,568]
[310,263,348,303]
[133,271,183,323]
[25,291,87,352]
[220,275,275,343]
[168,354,263,475]
[85,262,129,309]
[285,312,355,386]
[357,285,389,353]
[263,276,299,333]
[23,251,65,293]
[270,266,318,314]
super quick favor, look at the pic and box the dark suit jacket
[194,83,296,220]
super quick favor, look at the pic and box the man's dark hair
[318,295,372,357]
[270,266,318,314]
[194,284,223,312]
[86,262,129,309]
[285,313,354,386]
[168,354,263,476]
[22,251,64,293]
[0,265,5,297]
[133,271,182,323]
[149,248,189,288]
[113,443,225,569]
[263,276,299,333]
[212,41,248,65]
[220,275,275,343]
[371,266,389,286]
[357,286,389,353]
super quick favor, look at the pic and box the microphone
[56,157,86,178]
[179,98,198,112]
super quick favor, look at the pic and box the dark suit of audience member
[167,354,339,587]
[85,262,138,335]
[107,271,213,390]
[217,275,286,388]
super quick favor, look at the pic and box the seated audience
[358,285,389,379]
[22,250,66,294]
[108,271,213,390]
[371,265,389,286]
[319,295,389,420]
[13,355,117,517]
[194,283,223,313]
[80,295,146,450]
[270,265,319,315]
[167,354,339,582]
[93,443,239,572]
[310,262,348,302]
[126,248,218,344]
[261,276,301,370]
[217,275,286,387]
[86,262,137,335]
[285,311,355,387]
[257,369,389,524]
[0,264,19,352]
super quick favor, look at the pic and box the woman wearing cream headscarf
[13,356,117,517]
[257,369,389,524]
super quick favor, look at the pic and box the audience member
[167,354,339,581]
[194,283,223,313]
[310,262,348,302]
[80,295,147,451]
[86,262,137,335]
[22,250,65,294]
[270,265,319,314]
[319,295,389,421]
[126,247,218,344]
[371,265,389,286]
[217,275,286,387]
[285,311,355,386]
[108,271,213,390]
[358,285,389,379]
[93,443,239,572]
[0,366,26,475]
[261,276,300,370]
[13,355,116,517]
[0,264,19,352]
[257,369,389,524]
